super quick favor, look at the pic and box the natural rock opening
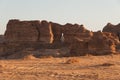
[61,33,64,43]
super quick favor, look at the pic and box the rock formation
[88,31,118,55]
[103,23,120,40]
[4,19,40,42]
[39,20,54,43]
[62,24,92,44]
[70,31,120,56]
[50,22,62,44]
[4,20,65,44]
[0,19,120,59]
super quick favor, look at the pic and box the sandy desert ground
[0,54,120,80]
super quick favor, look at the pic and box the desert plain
[0,54,120,80]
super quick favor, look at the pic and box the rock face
[70,39,89,56]
[1,19,120,58]
[4,19,92,45]
[103,23,120,40]
[39,20,53,43]
[0,35,5,43]
[88,32,118,55]
[4,19,40,42]
[62,24,91,44]
[70,31,120,56]
[4,20,55,44]
[50,22,62,44]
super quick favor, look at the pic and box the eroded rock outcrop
[39,20,54,43]
[103,23,120,40]
[4,19,40,42]
[1,19,120,59]
[50,22,62,44]
[0,35,5,43]
[62,24,92,44]
[70,31,120,56]
[88,31,118,55]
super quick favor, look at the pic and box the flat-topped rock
[4,19,40,42]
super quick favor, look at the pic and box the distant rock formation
[62,23,91,44]
[70,31,120,56]
[103,23,120,40]
[0,20,120,59]
[88,31,118,55]
[4,19,40,42]
[4,19,92,45]
[4,20,62,44]
[50,22,62,44]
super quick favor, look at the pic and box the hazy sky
[0,0,120,34]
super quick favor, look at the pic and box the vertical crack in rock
[49,23,54,43]
[35,22,41,41]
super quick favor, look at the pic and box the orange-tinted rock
[62,24,91,44]
[39,20,53,43]
[88,31,118,55]
[70,31,119,56]
[4,19,40,42]
[4,20,54,44]
[2,19,120,58]
[103,23,120,40]
[50,22,62,44]
[70,39,89,56]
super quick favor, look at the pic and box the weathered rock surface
[0,35,5,43]
[39,20,53,43]
[88,31,118,55]
[103,23,120,40]
[62,24,91,44]
[4,19,40,42]
[50,22,62,44]
[70,31,120,56]
[4,20,63,44]
[1,20,120,58]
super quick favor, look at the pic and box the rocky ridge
[0,20,120,59]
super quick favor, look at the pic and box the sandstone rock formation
[62,24,91,44]
[88,31,118,55]
[4,19,93,45]
[50,22,62,44]
[4,19,40,42]
[103,23,120,40]
[4,20,65,45]
[1,19,120,59]
[39,20,53,43]
[70,31,120,56]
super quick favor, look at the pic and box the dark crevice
[35,25,41,41]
